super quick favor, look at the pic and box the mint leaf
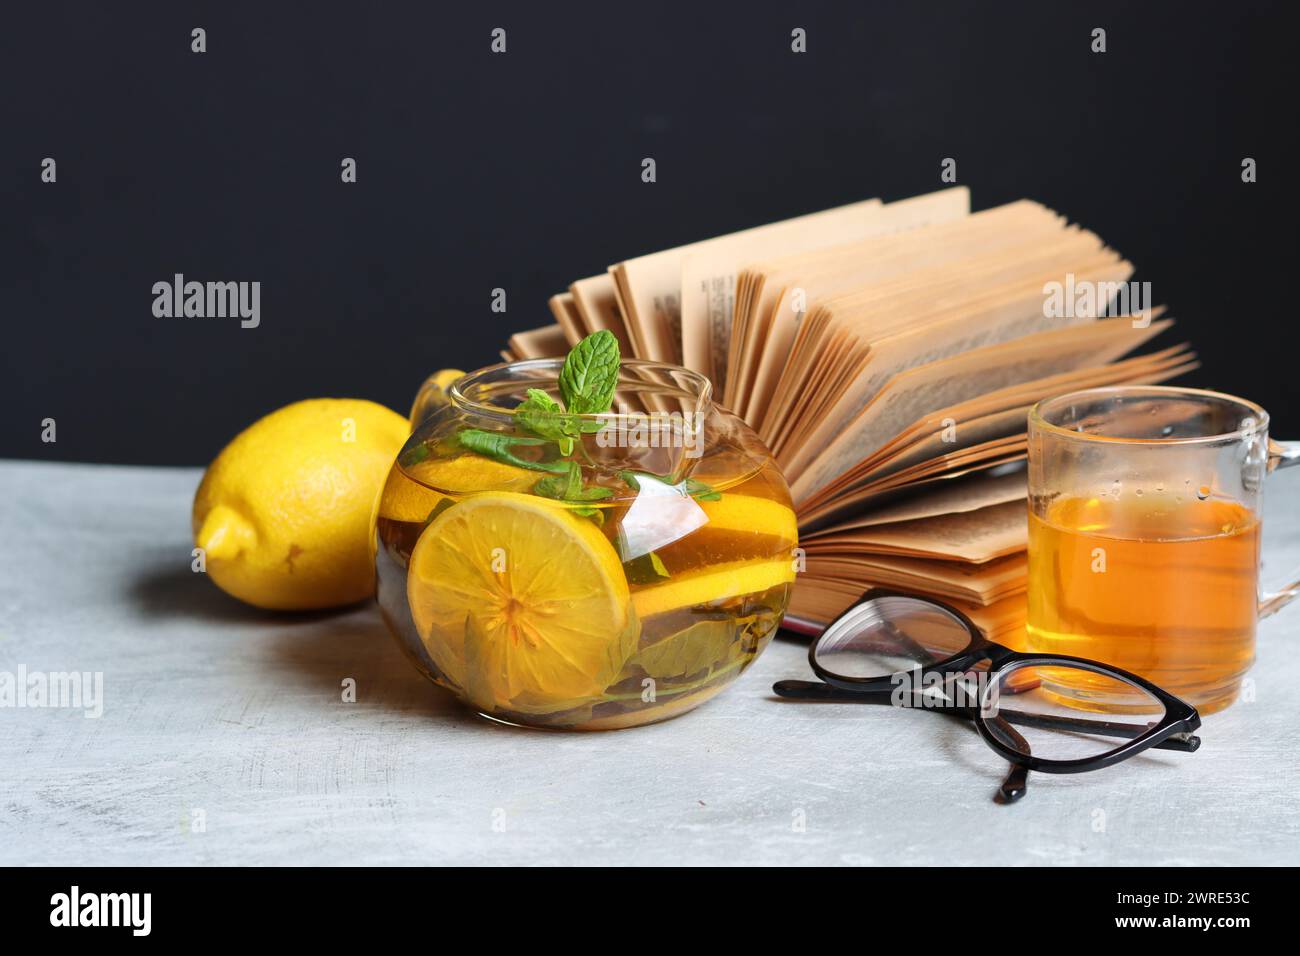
[623,551,670,585]
[515,388,579,455]
[559,330,620,415]
[572,507,604,525]
[456,429,570,473]
[423,498,455,527]
[683,478,722,501]
[533,461,582,500]
[627,619,742,681]
[571,485,614,502]
[534,462,615,503]
[515,388,562,425]
[400,441,432,467]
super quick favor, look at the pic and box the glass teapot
[372,358,797,730]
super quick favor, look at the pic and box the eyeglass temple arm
[772,680,1200,752]
[774,679,1034,802]
[994,707,1200,752]
[773,679,884,702]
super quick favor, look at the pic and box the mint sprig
[448,332,622,522]
[514,388,579,455]
[448,330,713,539]
[559,330,619,415]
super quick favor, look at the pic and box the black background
[3,1,1295,466]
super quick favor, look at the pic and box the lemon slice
[632,556,796,619]
[698,494,798,546]
[376,467,448,524]
[378,455,542,525]
[407,492,636,712]
[405,454,538,495]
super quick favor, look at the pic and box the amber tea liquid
[1027,491,1260,714]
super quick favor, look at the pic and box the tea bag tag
[615,474,708,561]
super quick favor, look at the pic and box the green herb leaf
[627,619,742,682]
[400,441,432,467]
[559,330,620,415]
[683,477,722,501]
[622,550,670,586]
[571,506,605,525]
[422,498,456,527]
[532,461,581,500]
[456,428,570,473]
[515,388,569,440]
[534,463,615,504]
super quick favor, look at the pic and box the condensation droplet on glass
[1110,479,1122,498]
[1135,488,1144,497]
[1196,485,1211,501]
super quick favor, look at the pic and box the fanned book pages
[502,189,1196,640]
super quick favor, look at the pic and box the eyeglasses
[774,589,1202,803]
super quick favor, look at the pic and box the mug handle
[1260,439,1300,618]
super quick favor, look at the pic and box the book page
[763,235,1129,453]
[679,187,969,388]
[734,201,1062,417]
[802,351,1181,513]
[612,196,892,368]
[803,470,1028,533]
[506,324,569,360]
[790,316,1167,502]
[802,551,1027,605]
[813,499,1028,563]
[570,273,633,356]
[831,343,1194,495]
[547,293,585,347]
[787,578,1026,641]
[775,238,1129,460]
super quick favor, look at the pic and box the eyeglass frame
[790,588,1203,775]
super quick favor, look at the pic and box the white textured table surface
[2,459,1298,866]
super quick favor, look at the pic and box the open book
[502,189,1195,641]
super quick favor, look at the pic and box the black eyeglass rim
[806,587,1202,775]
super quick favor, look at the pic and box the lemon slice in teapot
[407,492,637,713]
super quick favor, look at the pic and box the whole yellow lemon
[193,398,409,610]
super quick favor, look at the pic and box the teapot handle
[409,370,466,429]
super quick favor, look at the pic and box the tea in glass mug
[1027,386,1299,714]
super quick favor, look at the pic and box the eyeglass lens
[981,663,1167,762]
[812,596,974,679]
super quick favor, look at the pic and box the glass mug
[1026,385,1299,715]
